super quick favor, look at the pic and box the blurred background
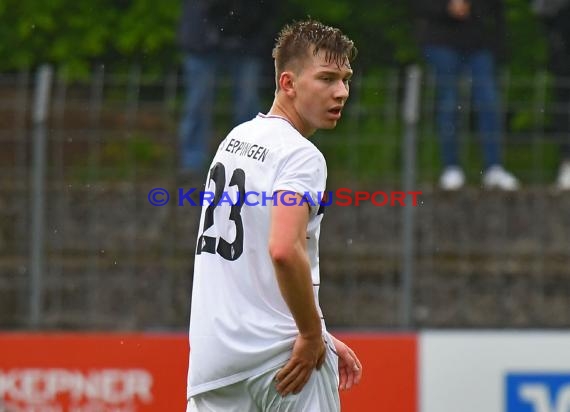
[2,0,567,331]
[1,0,570,410]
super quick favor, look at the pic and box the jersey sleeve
[272,145,327,215]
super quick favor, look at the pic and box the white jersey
[187,114,328,398]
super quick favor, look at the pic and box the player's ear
[278,71,296,96]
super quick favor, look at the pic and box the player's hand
[331,335,362,391]
[275,334,326,396]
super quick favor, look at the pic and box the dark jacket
[414,0,507,59]
[536,0,570,74]
[178,0,278,56]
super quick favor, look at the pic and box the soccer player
[187,19,362,411]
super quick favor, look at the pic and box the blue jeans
[179,52,262,172]
[423,46,502,169]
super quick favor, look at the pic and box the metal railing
[1,64,569,330]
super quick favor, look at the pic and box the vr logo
[506,373,570,412]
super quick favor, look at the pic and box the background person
[532,0,570,189]
[177,0,278,176]
[415,0,520,190]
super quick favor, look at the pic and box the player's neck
[268,99,315,138]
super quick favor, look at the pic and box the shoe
[482,165,519,191]
[439,166,465,191]
[556,160,570,190]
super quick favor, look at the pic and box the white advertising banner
[421,331,570,412]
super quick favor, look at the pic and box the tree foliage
[0,0,179,75]
[0,0,547,75]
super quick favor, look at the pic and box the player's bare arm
[269,192,326,396]
[330,334,363,390]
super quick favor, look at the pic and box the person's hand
[275,334,326,396]
[331,335,362,391]
[448,0,471,20]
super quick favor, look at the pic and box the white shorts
[187,343,340,412]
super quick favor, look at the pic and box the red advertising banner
[0,333,188,412]
[337,333,417,412]
[0,333,417,412]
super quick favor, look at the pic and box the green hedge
[0,0,547,76]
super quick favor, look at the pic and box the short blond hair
[272,19,357,78]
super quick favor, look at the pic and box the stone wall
[2,182,569,330]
